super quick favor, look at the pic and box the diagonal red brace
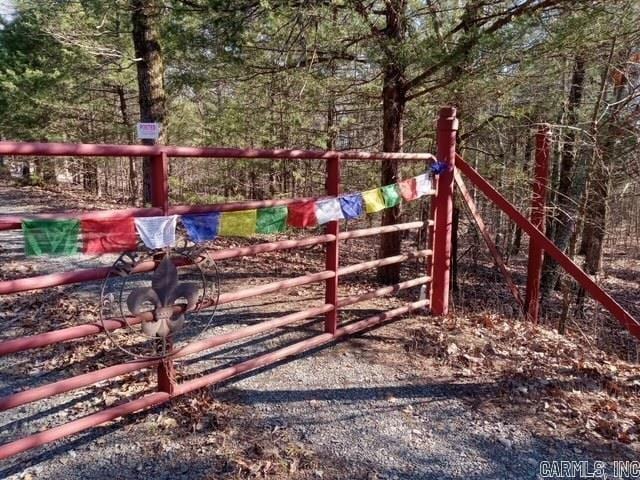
[456,154,639,339]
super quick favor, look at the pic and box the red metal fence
[3,106,634,461]
[0,108,457,459]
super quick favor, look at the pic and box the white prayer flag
[134,215,178,249]
[315,198,345,225]
[415,173,434,197]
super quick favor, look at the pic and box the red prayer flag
[398,178,418,201]
[287,200,317,228]
[82,217,138,254]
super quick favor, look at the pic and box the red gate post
[430,107,458,315]
[524,125,551,323]
[324,155,340,334]
[151,150,175,393]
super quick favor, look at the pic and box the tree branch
[405,0,564,92]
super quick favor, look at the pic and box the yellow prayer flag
[219,209,257,237]
[361,188,386,213]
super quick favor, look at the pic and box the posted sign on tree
[136,123,161,141]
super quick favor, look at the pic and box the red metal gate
[0,108,458,459]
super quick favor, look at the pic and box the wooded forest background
[0,1,638,337]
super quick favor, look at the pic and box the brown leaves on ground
[0,288,97,339]
[404,313,640,450]
[161,390,350,480]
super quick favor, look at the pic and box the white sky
[0,0,15,20]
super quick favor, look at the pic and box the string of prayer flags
[415,173,433,197]
[23,219,80,256]
[219,209,257,237]
[398,177,418,201]
[288,200,317,228]
[315,198,344,225]
[381,184,401,208]
[16,168,442,257]
[362,188,386,213]
[82,218,138,254]
[134,215,178,249]
[181,212,220,242]
[256,206,288,234]
[339,193,364,219]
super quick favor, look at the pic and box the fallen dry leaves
[405,312,640,450]
[161,390,360,480]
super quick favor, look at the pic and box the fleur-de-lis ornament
[126,256,199,338]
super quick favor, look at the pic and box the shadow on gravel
[0,410,146,478]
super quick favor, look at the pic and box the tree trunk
[35,140,56,186]
[541,55,586,297]
[377,0,406,285]
[582,157,609,274]
[512,132,533,255]
[83,159,98,194]
[130,0,166,205]
[116,84,139,204]
[580,56,624,273]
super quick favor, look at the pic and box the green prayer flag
[381,184,401,208]
[256,206,288,234]
[22,219,80,256]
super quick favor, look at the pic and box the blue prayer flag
[339,193,364,220]
[181,213,220,242]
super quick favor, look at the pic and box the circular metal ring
[99,245,220,360]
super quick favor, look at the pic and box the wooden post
[324,155,340,333]
[525,125,551,323]
[430,107,458,315]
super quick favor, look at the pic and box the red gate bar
[174,305,332,359]
[456,154,640,338]
[0,141,436,162]
[169,197,319,215]
[210,234,335,259]
[216,271,335,306]
[0,271,430,412]
[0,255,194,295]
[0,258,172,295]
[0,317,131,357]
[178,279,428,360]
[0,207,162,231]
[338,221,427,240]
[0,198,322,232]
[0,242,430,359]
[524,126,551,323]
[0,298,428,460]
[337,250,431,276]
[0,305,333,411]
[0,249,431,357]
[430,107,458,315]
[173,299,429,396]
[337,276,430,308]
[0,221,429,296]
[0,358,159,411]
[0,391,172,460]
[1,200,434,232]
